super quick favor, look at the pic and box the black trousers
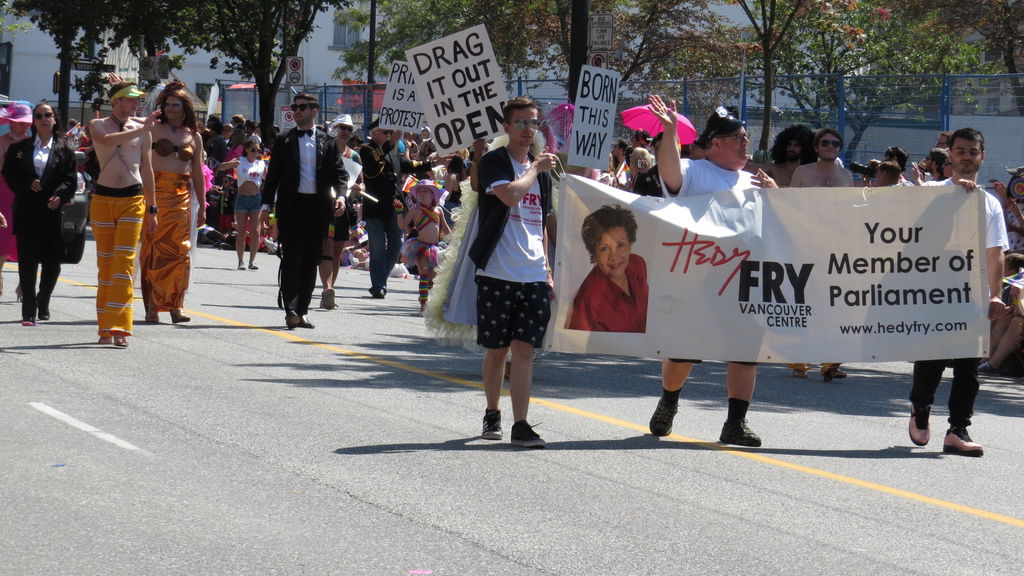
[911,358,979,428]
[16,228,62,321]
[277,195,327,316]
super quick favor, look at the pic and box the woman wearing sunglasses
[1,102,77,325]
[140,81,206,324]
[219,137,267,270]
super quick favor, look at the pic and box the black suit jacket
[2,135,77,237]
[262,127,347,226]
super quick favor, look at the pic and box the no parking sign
[280,106,296,131]
[285,56,304,86]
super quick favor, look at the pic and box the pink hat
[410,180,444,205]
[0,103,33,125]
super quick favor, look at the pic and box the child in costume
[400,180,451,311]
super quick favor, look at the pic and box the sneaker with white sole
[481,409,502,440]
[510,420,546,448]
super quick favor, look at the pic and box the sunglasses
[34,112,54,119]
[819,139,842,148]
[511,118,547,130]
[716,131,749,143]
[290,103,319,112]
[163,101,183,109]
[335,126,353,132]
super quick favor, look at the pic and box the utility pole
[568,0,590,102]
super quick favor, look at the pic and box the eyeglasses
[290,103,319,112]
[716,131,749,143]
[819,139,842,148]
[34,112,54,119]
[511,118,547,130]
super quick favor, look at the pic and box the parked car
[60,152,90,264]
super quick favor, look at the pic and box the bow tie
[299,129,314,138]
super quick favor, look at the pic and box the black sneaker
[649,399,679,437]
[510,420,546,448]
[481,409,502,440]
[719,419,762,447]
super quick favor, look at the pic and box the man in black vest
[469,96,556,448]
[261,93,347,329]
[359,119,431,298]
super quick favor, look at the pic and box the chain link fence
[219,73,1024,183]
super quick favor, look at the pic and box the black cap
[368,118,380,130]
[699,105,744,142]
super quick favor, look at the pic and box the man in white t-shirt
[647,97,778,447]
[469,97,558,448]
[909,127,1008,457]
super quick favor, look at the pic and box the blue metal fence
[218,73,1024,184]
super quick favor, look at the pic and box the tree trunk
[759,47,774,152]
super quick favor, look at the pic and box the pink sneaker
[943,427,984,457]
[908,405,930,446]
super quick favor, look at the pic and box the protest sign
[378,60,425,132]
[406,25,508,155]
[569,65,620,170]
[550,176,990,363]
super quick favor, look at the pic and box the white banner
[550,176,991,363]
[378,60,425,132]
[569,65,620,170]
[406,25,508,155]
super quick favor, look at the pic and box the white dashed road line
[29,402,152,456]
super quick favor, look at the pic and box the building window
[333,22,361,48]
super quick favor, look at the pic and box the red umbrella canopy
[620,105,697,145]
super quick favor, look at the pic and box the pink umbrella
[620,105,697,145]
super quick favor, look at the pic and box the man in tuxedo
[261,93,347,329]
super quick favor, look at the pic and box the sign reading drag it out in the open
[405,24,508,155]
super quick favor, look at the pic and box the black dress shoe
[296,316,315,329]
[38,310,50,321]
[368,287,385,299]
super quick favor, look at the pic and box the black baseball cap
[699,105,745,143]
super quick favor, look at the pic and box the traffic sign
[588,52,607,68]
[590,13,614,51]
[139,57,157,81]
[73,61,115,73]
[285,56,304,86]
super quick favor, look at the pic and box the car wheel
[62,230,86,264]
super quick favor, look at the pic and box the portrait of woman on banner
[566,204,648,333]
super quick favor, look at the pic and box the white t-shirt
[663,158,757,198]
[476,154,547,283]
[237,157,266,188]
[929,178,1008,250]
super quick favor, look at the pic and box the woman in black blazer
[1,103,77,325]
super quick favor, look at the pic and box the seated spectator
[980,252,1024,375]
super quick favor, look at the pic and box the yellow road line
[58,277,1024,529]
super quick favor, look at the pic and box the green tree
[333,0,740,86]
[174,0,350,135]
[755,1,984,154]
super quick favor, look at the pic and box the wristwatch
[148,205,158,214]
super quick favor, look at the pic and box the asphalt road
[2,239,1022,575]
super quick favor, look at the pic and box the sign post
[285,56,304,86]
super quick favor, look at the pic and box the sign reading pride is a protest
[569,65,620,170]
[550,176,990,363]
[378,60,425,132]
[406,25,508,155]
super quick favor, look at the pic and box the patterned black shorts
[475,275,552,349]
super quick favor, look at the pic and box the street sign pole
[568,0,591,103]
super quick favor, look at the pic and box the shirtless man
[89,78,159,348]
[141,81,206,325]
[790,128,854,188]
[789,126,852,381]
